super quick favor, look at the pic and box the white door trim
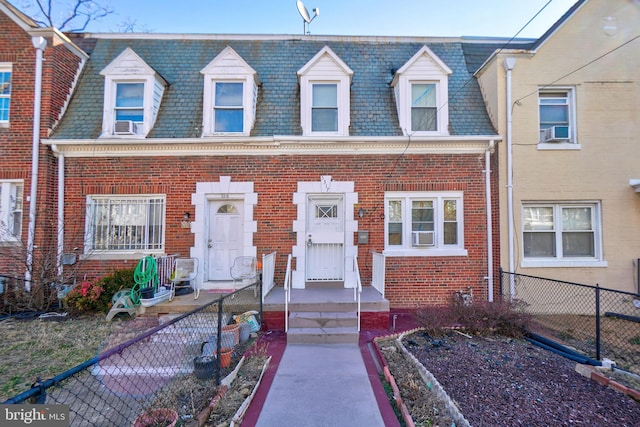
[191,177,257,290]
[292,175,358,289]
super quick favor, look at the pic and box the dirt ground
[379,331,640,426]
[205,353,268,426]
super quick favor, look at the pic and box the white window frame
[384,191,466,257]
[0,63,11,127]
[538,87,579,149]
[213,81,244,133]
[391,46,451,137]
[298,46,353,137]
[521,202,606,268]
[0,180,23,242]
[200,47,259,137]
[410,82,438,132]
[100,48,166,138]
[203,80,251,135]
[301,78,350,136]
[84,195,166,256]
[102,77,153,137]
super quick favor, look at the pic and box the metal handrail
[354,256,362,331]
[284,254,292,332]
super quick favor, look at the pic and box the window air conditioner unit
[542,125,570,142]
[114,120,138,135]
[412,230,435,246]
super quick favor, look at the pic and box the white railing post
[354,256,362,332]
[284,254,292,332]
[371,251,385,297]
[261,251,277,302]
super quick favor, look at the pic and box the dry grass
[0,314,124,401]
[529,314,640,374]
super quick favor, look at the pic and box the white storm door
[208,200,243,280]
[306,194,344,281]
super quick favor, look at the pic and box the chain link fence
[501,270,640,374]
[3,282,261,426]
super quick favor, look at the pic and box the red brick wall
[62,152,499,308]
[0,12,82,276]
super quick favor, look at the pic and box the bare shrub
[414,295,531,338]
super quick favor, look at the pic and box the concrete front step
[289,301,358,313]
[287,326,359,344]
[289,311,358,329]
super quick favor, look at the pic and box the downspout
[26,36,47,288]
[504,57,517,300]
[485,140,495,302]
[51,145,64,277]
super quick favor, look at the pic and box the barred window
[86,196,165,252]
[0,181,23,241]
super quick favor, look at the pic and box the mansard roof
[51,35,511,139]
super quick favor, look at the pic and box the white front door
[306,194,344,281]
[207,200,243,280]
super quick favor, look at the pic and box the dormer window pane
[312,84,338,132]
[214,82,244,132]
[115,83,144,122]
[411,83,436,131]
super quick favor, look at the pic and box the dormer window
[201,47,259,136]
[312,83,338,132]
[100,48,167,138]
[214,82,244,133]
[298,46,353,137]
[411,83,437,131]
[392,46,452,136]
[115,82,144,131]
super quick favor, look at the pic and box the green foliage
[64,267,135,315]
[414,297,531,338]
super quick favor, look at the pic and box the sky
[22,0,580,38]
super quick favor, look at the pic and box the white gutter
[504,57,516,300]
[50,145,64,277]
[485,140,495,302]
[25,36,47,288]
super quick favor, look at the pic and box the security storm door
[208,200,243,280]
[306,194,344,281]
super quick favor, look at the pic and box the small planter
[193,355,215,379]
[222,323,240,345]
[140,287,155,299]
[219,348,233,368]
[239,322,251,342]
[133,408,178,427]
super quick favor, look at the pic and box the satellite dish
[296,0,319,34]
[297,0,312,24]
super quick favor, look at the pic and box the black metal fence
[500,270,640,374]
[3,282,261,426]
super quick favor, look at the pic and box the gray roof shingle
[52,36,501,139]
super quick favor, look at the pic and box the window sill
[383,248,468,257]
[521,259,608,268]
[537,142,581,150]
[0,121,9,129]
[80,251,164,261]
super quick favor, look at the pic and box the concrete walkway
[254,343,386,427]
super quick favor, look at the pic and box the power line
[514,33,640,105]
